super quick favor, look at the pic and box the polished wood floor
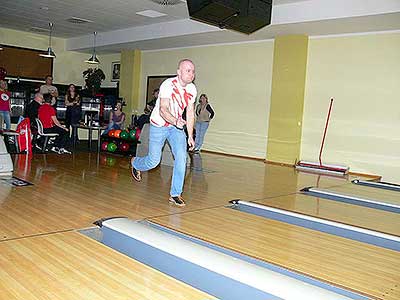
[322,184,400,206]
[254,193,400,236]
[0,231,213,300]
[151,207,400,300]
[0,151,397,300]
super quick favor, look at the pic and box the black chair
[35,119,58,152]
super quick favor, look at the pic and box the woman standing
[65,84,81,129]
[194,94,215,153]
[0,80,11,130]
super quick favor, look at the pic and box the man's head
[153,88,159,99]
[43,93,52,104]
[45,75,53,85]
[34,93,44,104]
[177,59,195,87]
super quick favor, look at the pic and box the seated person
[38,94,71,154]
[136,88,159,129]
[24,93,44,131]
[103,101,125,135]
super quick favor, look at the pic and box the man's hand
[175,117,186,129]
[59,125,68,131]
[187,136,195,151]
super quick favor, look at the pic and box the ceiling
[1,0,399,53]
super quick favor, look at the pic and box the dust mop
[296,98,349,176]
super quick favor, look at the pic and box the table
[72,124,103,152]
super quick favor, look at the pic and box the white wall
[302,32,400,181]
[141,41,274,158]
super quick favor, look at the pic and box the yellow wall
[120,50,141,116]
[141,41,274,158]
[302,32,400,181]
[267,35,308,164]
[0,27,120,87]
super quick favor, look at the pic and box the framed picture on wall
[111,61,120,81]
[146,75,175,104]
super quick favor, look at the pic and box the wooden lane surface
[1,152,358,240]
[319,184,400,207]
[150,207,400,300]
[0,231,214,300]
[252,193,400,236]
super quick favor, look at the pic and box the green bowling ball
[129,129,137,141]
[120,130,129,140]
[107,142,117,152]
[106,157,116,167]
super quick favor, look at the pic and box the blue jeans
[0,111,11,130]
[194,121,209,151]
[133,125,187,197]
[102,122,120,135]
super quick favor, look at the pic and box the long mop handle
[319,98,334,166]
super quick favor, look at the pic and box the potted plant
[82,68,105,95]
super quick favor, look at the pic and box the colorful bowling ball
[120,130,129,140]
[114,129,122,138]
[135,128,141,140]
[129,129,137,141]
[108,129,115,137]
[101,141,109,151]
[120,142,130,152]
[107,142,117,152]
[100,155,108,165]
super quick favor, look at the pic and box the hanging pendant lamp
[40,22,56,58]
[85,32,100,64]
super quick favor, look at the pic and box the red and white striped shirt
[150,77,197,127]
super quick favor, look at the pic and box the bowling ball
[100,155,108,165]
[135,128,141,140]
[129,129,137,141]
[101,141,109,151]
[107,142,117,152]
[114,129,122,138]
[108,129,115,137]
[106,157,116,167]
[120,142,130,152]
[120,130,129,140]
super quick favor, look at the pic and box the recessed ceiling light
[136,10,167,18]
[40,6,49,10]
[30,26,50,33]
[66,17,93,24]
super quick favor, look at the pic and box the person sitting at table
[24,93,44,131]
[102,101,125,135]
[136,88,159,129]
[24,93,44,150]
[38,94,71,154]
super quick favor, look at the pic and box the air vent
[30,26,50,33]
[150,0,184,5]
[66,17,93,24]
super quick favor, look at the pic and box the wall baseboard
[200,150,264,161]
[202,152,383,180]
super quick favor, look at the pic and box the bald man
[130,59,197,207]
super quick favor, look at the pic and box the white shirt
[150,77,197,127]
[39,84,58,95]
